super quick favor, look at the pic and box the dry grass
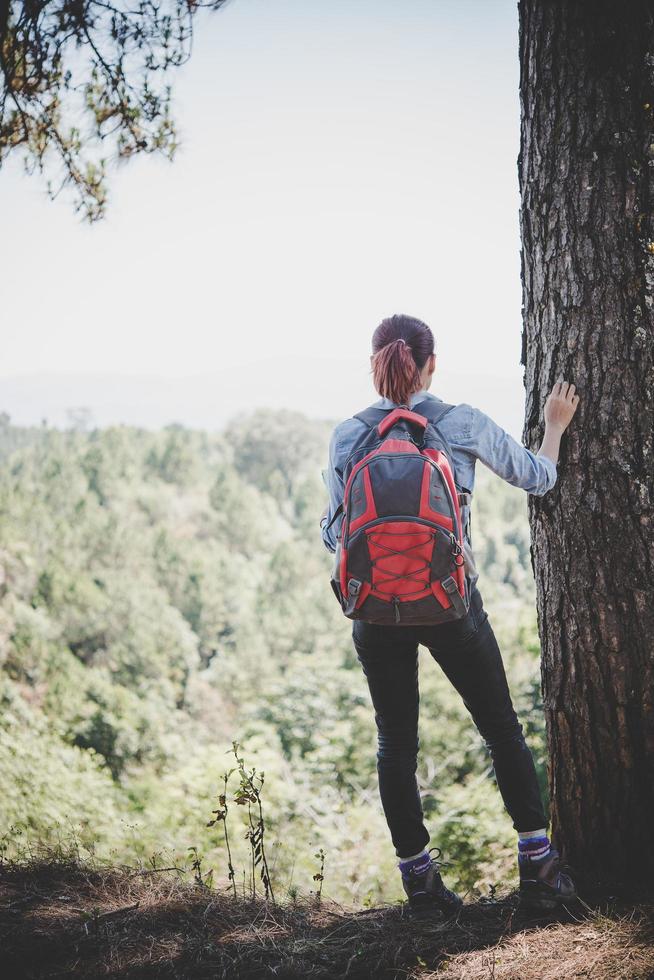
[434,908,654,979]
[1,857,653,979]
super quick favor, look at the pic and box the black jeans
[352,582,547,858]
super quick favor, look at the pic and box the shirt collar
[373,390,442,410]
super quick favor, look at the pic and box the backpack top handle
[377,408,428,438]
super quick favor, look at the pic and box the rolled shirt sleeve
[460,403,557,496]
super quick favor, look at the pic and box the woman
[320,314,580,915]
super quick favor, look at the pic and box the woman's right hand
[544,381,580,433]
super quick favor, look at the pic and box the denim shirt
[320,389,557,554]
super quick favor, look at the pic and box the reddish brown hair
[371,314,435,406]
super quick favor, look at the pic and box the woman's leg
[352,620,430,858]
[420,584,547,832]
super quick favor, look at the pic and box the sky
[0,0,526,434]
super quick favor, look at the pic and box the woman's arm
[320,428,347,553]
[459,380,579,496]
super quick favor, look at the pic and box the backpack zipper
[345,514,459,552]
[342,438,423,476]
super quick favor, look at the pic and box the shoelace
[428,846,454,870]
[558,860,577,886]
[428,848,461,905]
[408,846,453,879]
[522,852,576,889]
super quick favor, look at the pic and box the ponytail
[371,338,421,406]
[370,314,435,406]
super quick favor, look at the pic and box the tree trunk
[519,0,654,889]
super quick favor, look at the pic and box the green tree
[0,0,229,219]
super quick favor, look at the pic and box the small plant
[187,846,213,890]
[207,769,238,899]
[479,881,500,905]
[0,825,24,865]
[312,847,326,901]
[206,741,277,903]
[231,740,275,903]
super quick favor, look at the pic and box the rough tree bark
[519,0,654,888]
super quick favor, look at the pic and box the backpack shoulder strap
[413,400,472,501]
[353,405,391,429]
[411,398,457,427]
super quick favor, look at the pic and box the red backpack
[329,401,471,626]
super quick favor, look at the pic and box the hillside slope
[1,859,653,980]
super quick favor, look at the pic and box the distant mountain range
[0,358,528,438]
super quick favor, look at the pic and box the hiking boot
[402,847,463,916]
[519,847,577,911]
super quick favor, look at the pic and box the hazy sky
[1,0,527,433]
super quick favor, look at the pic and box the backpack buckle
[441,576,467,617]
[344,578,362,615]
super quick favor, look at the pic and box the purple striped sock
[518,834,551,864]
[398,850,431,879]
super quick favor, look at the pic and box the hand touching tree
[538,380,580,466]
[544,381,580,433]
